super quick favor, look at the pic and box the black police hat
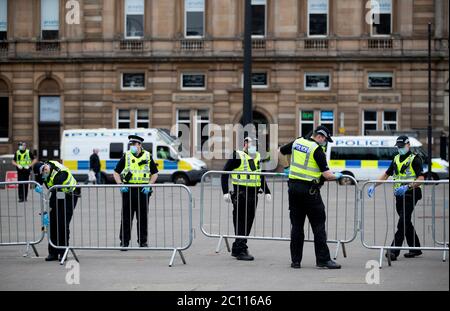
[314,125,333,143]
[33,162,45,175]
[128,135,144,144]
[395,135,410,147]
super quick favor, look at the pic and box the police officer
[33,160,80,261]
[367,135,425,261]
[221,137,272,261]
[113,135,159,249]
[12,142,37,202]
[279,126,343,269]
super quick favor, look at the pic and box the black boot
[45,254,59,262]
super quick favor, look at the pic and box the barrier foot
[178,249,186,265]
[215,236,224,254]
[70,249,79,263]
[443,248,448,262]
[386,249,392,267]
[378,248,384,269]
[23,243,39,258]
[169,249,177,267]
[342,243,347,258]
[224,237,231,253]
[31,244,39,257]
[333,241,341,260]
[60,248,69,265]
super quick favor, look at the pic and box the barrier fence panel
[200,171,359,259]
[46,184,193,267]
[361,180,449,268]
[0,181,45,257]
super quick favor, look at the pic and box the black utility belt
[288,179,315,185]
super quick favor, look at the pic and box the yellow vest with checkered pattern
[122,150,151,184]
[16,150,32,166]
[393,154,418,190]
[231,150,261,187]
[45,161,77,193]
[289,138,322,182]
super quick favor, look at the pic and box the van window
[142,143,153,154]
[110,143,123,159]
[156,146,175,160]
[330,147,398,161]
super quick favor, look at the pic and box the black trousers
[120,187,150,245]
[391,190,422,256]
[17,169,31,201]
[231,186,258,253]
[48,192,78,256]
[288,181,331,264]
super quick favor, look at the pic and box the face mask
[130,146,138,155]
[248,145,257,154]
[319,141,327,147]
[398,147,408,155]
[18,146,24,151]
[42,172,49,180]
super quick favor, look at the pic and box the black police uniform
[385,151,424,257]
[14,149,35,201]
[35,162,80,258]
[280,138,332,265]
[221,150,271,256]
[114,149,158,247]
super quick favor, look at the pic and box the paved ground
[0,181,448,291]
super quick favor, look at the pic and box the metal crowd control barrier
[200,171,358,260]
[46,184,193,267]
[0,181,45,257]
[360,180,449,268]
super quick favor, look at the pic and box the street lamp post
[242,0,253,128]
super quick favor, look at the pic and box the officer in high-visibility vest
[221,137,272,261]
[113,135,159,249]
[367,136,425,261]
[33,160,80,262]
[12,142,37,202]
[279,126,343,269]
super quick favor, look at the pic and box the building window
[320,110,334,135]
[117,109,131,129]
[185,0,204,37]
[39,96,61,123]
[368,72,393,89]
[241,72,268,88]
[0,97,8,139]
[0,0,7,40]
[176,109,210,155]
[300,110,315,137]
[371,0,392,36]
[195,109,210,153]
[308,0,328,37]
[305,73,330,91]
[363,110,378,135]
[251,0,266,37]
[136,109,149,128]
[125,0,144,39]
[41,0,59,40]
[121,73,145,90]
[181,73,206,90]
[382,110,397,131]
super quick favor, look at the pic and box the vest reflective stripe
[393,154,419,190]
[122,150,151,184]
[16,150,32,166]
[45,161,77,193]
[289,138,322,182]
[231,150,261,187]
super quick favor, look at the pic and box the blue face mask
[130,146,138,155]
[42,172,49,180]
[397,147,408,155]
[248,145,257,154]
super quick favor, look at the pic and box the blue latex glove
[284,167,289,176]
[120,186,129,193]
[42,212,49,227]
[141,187,153,195]
[394,185,409,197]
[367,185,375,198]
[34,185,43,194]
[334,172,343,180]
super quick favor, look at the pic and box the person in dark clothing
[33,161,80,262]
[113,135,159,249]
[89,148,102,184]
[221,137,272,261]
[367,136,425,261]
[12,142,37,202]
[280,126,343,269]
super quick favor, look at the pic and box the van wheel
[339,171,355,185]
[173,174,190,185]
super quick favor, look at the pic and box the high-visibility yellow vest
[45,161,77,194]
[393,154,420,190]
[122,150,151,184]
[231,150,261,187]
[16,150,32,167]
[289,137,322,182]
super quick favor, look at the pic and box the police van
[60,128,208,185]
[326,136,449,182]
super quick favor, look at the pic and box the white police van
[326,136,448,182]
[60,128,207,185]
